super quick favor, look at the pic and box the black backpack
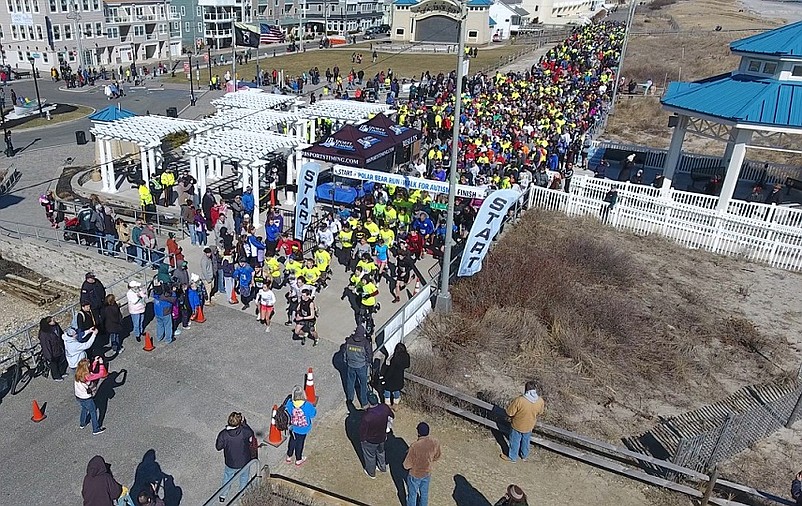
[275,394,292,431]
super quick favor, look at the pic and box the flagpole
[232,41,237,92]
[256,46,261,87]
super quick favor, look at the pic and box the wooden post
[700,465,719,506]
[786,388,802,428]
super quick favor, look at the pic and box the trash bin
[75,130,87,145]
[90,132,96,142]
[166,107,178,118]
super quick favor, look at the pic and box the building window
[6,0,12,11]
[42,52,48,62]
[83,22,91,37]
[81,0,88,10]
[33,0,39,12]
[747,60,762,72]
[184,21,189,31]
[11,25,18,39]
[180,5,185,16]
[64,23,72,38]
[27,25,33,38]
[395,27,403,35]
[48,0,54,11]
[17,50,23,61]
[36,24,42,38]
[159,22,166,34]
[468,29,477,37]
[197,21,202,32]
[762,62,777,75]
[133,24,144,36]
[169,4,176,16]
[95,21,102,36]
[59,0,66,11]
[196,5,201,16]
[106,26,118,38]
[92,0,98,9]
[792,65,802,77]
[52,24,59,39]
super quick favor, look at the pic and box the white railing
[528,175,802,271]
[374,283,434,359]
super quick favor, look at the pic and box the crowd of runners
[22,20,630,506]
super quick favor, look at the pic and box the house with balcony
[104,0,181,63]
[200,0,254,49]
[170,0,203,52]
[488,0,528,41]
[258,0,382,39]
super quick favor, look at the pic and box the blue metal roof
[89,105,136,123]
[730,20,802,57]
[468,0,493,5]
[489,17,496,26]
[393,0,418,5]
[661,72,802,128]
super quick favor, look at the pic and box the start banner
[332,165,488,199]
[457,189,522,277]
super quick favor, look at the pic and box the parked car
[363,27,377,39]
[377,24,391,33]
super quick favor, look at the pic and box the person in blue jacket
[285,385,317,466]
[241,187,255,219]
[265,220,281,257]
[411,211,434,239]
[233,259,255,310]
[188,279,202,321]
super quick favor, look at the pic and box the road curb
[9,104,96,134]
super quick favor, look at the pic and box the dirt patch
[281,404,679,506]
[416,209,802,442]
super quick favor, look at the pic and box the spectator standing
[494,485,529,506]
[360,394,394,478]
[38,316,66,381]
[215,412,255,503]
[63,327,95,372]
[152,286,176,344]
[81,272,107,312]
[383,343,410,406]
[792,471,802,505]
[200,247,215,304]
[126,281,147,343]
[285,386,317,466]
[403,422,441,506]
[82,455,131,506]
[501,381,545,463]
[74,357,107,435]
[101,294,124,353]
[345,325,372,408]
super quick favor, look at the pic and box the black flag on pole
[234,23,260,48]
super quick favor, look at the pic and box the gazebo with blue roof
[660,21,802,210]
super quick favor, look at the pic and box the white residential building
[488,0,528,41]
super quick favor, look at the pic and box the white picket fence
[528,176,802,271]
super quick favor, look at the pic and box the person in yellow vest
[379,223,395,248]
[364,217,380,244]
[356,252,377,276]
[265,254,284,288]
[284,255,304,280]
[314,245,331,288]
[159,169,176,207]
[356,273,378,324]
[302,258,321,287]
[338,223,354,271]
[138,183,153,208]
[384,204,398,228]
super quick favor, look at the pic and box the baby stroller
[62,216,82,244]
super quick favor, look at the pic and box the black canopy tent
[359,113,421,166]
[303,124,396,170]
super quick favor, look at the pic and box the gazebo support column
[215,157,223,179]
[206,156,216,181]
[189,156,198,190]
[716,128,752,212]
[660,114,688,195]
[251,164,261,227]
[140,145,149,183]
[104,140,117,193]
[99,138,110,192]
[148,148,157,179]
[198,157,207,196]
[240,164,250,190]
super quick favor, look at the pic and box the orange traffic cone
[195,306,206,323]
[305,368,317,405]
[266,404,284,447]
[143,331,155,352]
[270,188,276,207]
[31,400,46,422]
[230,289,238,304]
[413,279,421,295]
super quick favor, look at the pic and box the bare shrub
[240,479,327,506]
[648,0,678,11]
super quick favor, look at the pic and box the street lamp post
[188,53,196,106]
[28,57,44,118]
[435,0,468,313]
[66,2,83,69]
[0,87,10,156]
[207,45,212,88]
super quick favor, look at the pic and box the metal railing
[201,459,261,506]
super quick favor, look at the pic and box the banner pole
[232,38,237,92]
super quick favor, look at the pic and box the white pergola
[184,129,307,226]
[211,91,300,112]
[199,107,316,143]
[302,100,394,124]
[91,115,199,193]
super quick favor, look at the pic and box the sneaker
[54,377,64,382]
[312,339,318,347]
[499,454,515,463]
[174,329,182,336]
[93,427,107,435]
[364,469,376,479]
[285,456,293,464]
[265,326,271,333]
[218,497,225,503]
[295,458,307,466]
[118,346,125,353]
[79,424,87,430]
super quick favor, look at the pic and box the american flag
[260,24,285,44]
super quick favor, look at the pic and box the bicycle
[7,343,48,395]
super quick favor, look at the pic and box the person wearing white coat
[63,327,96,370]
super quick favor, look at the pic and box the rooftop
[730,20,802,57]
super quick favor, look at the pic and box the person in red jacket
[406,230,424,261]
[277,232,302,259]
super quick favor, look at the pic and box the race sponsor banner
[332,165,488,199]
[294,162,321,241]
[457,189,521,277]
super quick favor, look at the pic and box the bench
[690,166,724,190]
[11,70,30,79]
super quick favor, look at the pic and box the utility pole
[298,0,306,51]
[435,0,467,314]
[164,0,173,74]
[66,2,83,69]
[609,0,636,115]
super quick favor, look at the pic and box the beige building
[391,0,492,46]
[521,0,597,24]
